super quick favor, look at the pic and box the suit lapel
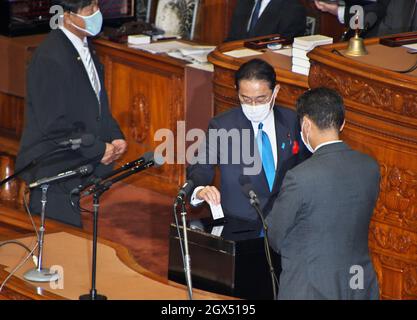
[56,29,102,104]
[254,0,283,35]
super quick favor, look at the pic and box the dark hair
[235,59,276,90]
[296,87,345,130]
[52,0,94,13]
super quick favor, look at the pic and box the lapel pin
[281,142,286,150]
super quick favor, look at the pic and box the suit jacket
[16,29,124,226]
[226,0,306,41]
[187,106,309,222]
[345,0,417,37]
[266,142,380,300]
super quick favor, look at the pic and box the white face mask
[241,88,277,123]
[301,120,315,153]
[71,9,103,37]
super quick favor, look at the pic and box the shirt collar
[60,25,88,50]
[315,140,343,152]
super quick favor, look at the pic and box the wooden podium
[168,216,281,300]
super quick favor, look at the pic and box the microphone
[81,152,164,197]
[58,134,95,149]
[176,180,195,203]
[71,151,156,195]
[239,175,260,206]
[29,164,94,189]
[238,174,278,299]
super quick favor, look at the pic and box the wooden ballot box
[168,217,281,300]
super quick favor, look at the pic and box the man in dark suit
[16,0,127,227]
[266,87,380,299]
[226,0,307,41]
[187,59,308,222]
[315,0,417,38]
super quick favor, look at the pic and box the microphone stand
[177,197,193,300]
[250,199,278,300]
[79,188,107,300]
[23,184,60,282]
[0,147,73,187]
[79,161,158,300]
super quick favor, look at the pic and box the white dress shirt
[247,0,272,31]
[60,26,101,96]
[190,108,278,206]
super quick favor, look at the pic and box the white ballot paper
[209,202,225,221]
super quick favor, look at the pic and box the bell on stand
[346,28,368,57]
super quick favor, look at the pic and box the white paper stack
[292,35,333,76]
[127,34,151,45]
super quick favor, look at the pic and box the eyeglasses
[238,93,274,106]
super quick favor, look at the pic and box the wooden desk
[0,204,231,300]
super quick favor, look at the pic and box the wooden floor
[80,183,209,278]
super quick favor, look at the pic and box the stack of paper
[127,34,151,45]
[292,35,333,76]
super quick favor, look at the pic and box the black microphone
[176,180,195,203]
[58,134,95,149]
[71,151,156,195]
[29,164,94,189]
[239,175,260,206]
[81,152,164,197]
[238,174,278,299]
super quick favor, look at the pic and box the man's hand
[314,0,339,16]
[111,139,128,161]
[196,186,221,206]
[101,143,116,165]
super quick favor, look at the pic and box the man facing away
[266,87,380,300]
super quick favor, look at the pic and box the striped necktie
[83,43,100,101]
[249,0,263,33]
[257,122,275,192]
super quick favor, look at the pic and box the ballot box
[168,216,281,300]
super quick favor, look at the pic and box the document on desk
[223,48,263,58]
[129,41,194,54]
[402,43,417,53]
[271,47,293,57]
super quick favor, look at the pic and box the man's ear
[340,120,346,132]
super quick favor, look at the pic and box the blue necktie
[257,123,275,192]
[249,0,263,32]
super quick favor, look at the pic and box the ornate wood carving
[130,94,150,144]
[375,165,417,230]
[309,63,417,120]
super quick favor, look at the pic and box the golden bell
[345,29,368,57]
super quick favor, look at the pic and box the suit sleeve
[344,0,389,30]
[265,170,302,254]
[277,1,306,39]
[186,118,220,203]
[27,56,105,161]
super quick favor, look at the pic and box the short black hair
[52,0,94,13]
[296,87,345,131]
[235,59,276,91]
